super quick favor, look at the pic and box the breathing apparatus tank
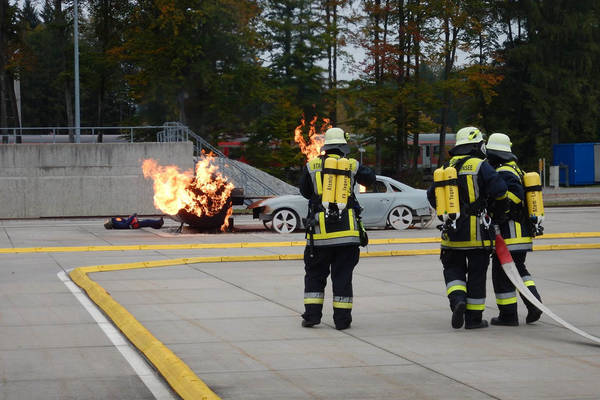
[335,158,351,211]
[322,157,338,210]
[433,167,447,222]
[444,166,460,227]
[523,172,544,223]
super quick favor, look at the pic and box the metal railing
[0,125,166,143]
[157,122,225,156]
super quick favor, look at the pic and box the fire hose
[494,227,600,345]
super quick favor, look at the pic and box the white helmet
[321,127,350,154]
[486,132,516,161]
[487,133,512,153]
[455,126,484,146]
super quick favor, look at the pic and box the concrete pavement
[0,208,599,399]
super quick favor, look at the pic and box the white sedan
[248,176,434,233]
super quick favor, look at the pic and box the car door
[356,179,393,226]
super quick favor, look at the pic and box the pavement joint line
[2,231,600,254]
[65,242,600,400]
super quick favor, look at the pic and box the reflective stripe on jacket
[495,161,533,251]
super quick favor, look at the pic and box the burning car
[249,175,434,233]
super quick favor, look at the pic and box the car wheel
[387,206,413,230]
[271,208,299,233]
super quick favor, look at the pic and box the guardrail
[0,126,166,143]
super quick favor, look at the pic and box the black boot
[522,287,543,324]
[333,308,352,331]
[301,319,320,328]
[302,306,322,328]
[465,320,489,329]
[465,310,489,329]
[526,308,542,324]
[451,301,466,329]
[491,313,519,326]
[335,322,351,330]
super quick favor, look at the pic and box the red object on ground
[494,234,513,265]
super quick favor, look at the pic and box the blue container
[552,143,596,185]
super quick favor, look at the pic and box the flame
[142,152,234,231]
[294,116,331,160]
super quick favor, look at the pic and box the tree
[0,0,20,130]
[16,0,73,131]
[487,0,600,167]
[322,0,352,124]
[261,0,327,112]
[21,0,40,29]
[85,0,135,140]
[427,0,469,167]
[113,0,264,142]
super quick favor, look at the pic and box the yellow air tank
[523,172,544,222]
[433,167,447,221]
[322,157,337,210]
[444,166,460,222]
[335,157,351,211]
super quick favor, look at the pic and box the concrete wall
[0,143,193,218]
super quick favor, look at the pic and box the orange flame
[142,152,234,231]
[294,116,332,160]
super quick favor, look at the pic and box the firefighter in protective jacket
[486,133,543,326]
[427,127,508,329]
[299,127,375,330]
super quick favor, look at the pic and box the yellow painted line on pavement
[70,253,303,400]
[2,232,600,254]
[0,241,305,254]
[69,241,600,399]
[533,243,600,251]
[362,243,600,257]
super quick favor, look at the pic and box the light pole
[74,0,81,143]
[358,147,365,164]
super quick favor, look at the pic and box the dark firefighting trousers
[492,251,541,318]
[441,248,490,325]
[302,245,360,328]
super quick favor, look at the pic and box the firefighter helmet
[487,133,516,162]
[451,126,486,157]
[321,127,350,155]
[455,126,484,146]
[487,133,512,152]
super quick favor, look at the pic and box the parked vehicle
[248,176,434,233]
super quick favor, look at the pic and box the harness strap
[322,168,352,177]
[524,185,542,192]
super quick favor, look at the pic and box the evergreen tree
[21,0,40,29]
[84,0,136,138]
[0,0,21,129]
[488,0,600,167]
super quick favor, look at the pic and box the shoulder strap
[498,162,524,183]
[449,155,471,172]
